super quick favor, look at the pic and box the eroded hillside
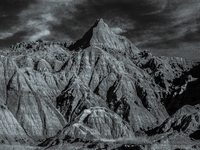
[0,19,199,150]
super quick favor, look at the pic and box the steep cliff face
[0,19,199,148]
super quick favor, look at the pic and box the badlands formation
[0,19,200,150]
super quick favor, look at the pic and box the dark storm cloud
[0,0,36,47]
[49,0,200,48]
[3,0,169,43]
[0,31,27,48]
[0,0,200,60]
[51,0,168,41]
[0,0,36,31]
[0,0,77,45]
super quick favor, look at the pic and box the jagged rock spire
[69,18,140,55]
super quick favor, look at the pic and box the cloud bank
[0,0,200,60]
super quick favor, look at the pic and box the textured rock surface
[1,56,67,141]
[0,105,31,145]
[156,105,200,135]
[0,19,199,149]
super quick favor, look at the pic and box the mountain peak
[68,19,140,54]
[94,18,107,28]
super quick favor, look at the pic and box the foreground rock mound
[41,107,134,147]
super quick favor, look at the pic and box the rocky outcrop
[155,105,200,136]
[36,59,52,72]
[164,63,200,114]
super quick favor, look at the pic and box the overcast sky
[0,0,200,61]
